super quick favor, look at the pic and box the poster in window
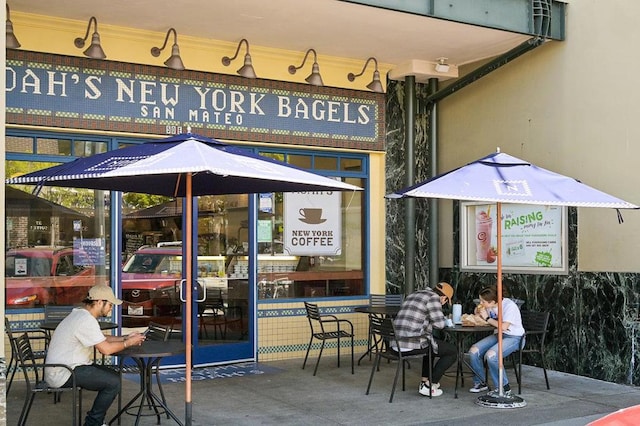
[461,202,567,274]
[283,191,342,256]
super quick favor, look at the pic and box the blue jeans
[64,364,120,426]
[469,334,524,388]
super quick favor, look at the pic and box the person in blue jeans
[468,285,525,396]
[45,285,146,426]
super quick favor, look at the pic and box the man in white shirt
[45,285,146,426]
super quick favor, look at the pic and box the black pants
[64,364,120,426]
[392,338,457,384]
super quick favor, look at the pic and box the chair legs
[7,352,17,395]
[19,389,80,426]
[511,349,550,394]
[302,335,314,372]
[18,393,36,426]
[367,351,431,403]
[302,335,354,376]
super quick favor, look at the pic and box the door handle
[178,279,207,303]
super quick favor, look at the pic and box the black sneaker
[488,384,512,397]
[469,382,489,393]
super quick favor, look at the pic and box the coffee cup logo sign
[298,208,326,224]
[284,192,342,256]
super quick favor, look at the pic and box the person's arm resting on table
[96,332,146,355]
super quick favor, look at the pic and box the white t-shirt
[488,298,525,337]
[44,307,107,388]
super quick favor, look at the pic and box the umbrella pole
[497,202,504,396]
[476,202,525,408]
[185,173,193,425]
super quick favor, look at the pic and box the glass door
[192,194,253,365]
[120,194,254,364]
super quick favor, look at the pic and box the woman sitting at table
[392,282,457,398]
[468,285,524,396]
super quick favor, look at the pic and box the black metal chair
[14,332,82,426]
[4,316,49,396]
[363,294,404,363]
[511,310,551,394]
[302,301,354,376]
[42,304,76,339]
[198,290,243,340]
[366,316,433,402]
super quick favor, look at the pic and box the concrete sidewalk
[5,357,640,425]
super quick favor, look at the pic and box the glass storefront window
[288,154,312,169]
[5,161,110,309]
[314,156,338,170]
[256,182,364,299]
[37,138,72,156]
[341,157,362,172]
[6,136,35,154]
[74,140,108,157]
[6,135,367,312]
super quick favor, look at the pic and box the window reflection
[5,178,110,309]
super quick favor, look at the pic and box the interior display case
[197,255,228,291]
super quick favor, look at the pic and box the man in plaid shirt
[393,282,457,397]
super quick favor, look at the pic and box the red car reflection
[5,247,97,307]
[121,246,183,327]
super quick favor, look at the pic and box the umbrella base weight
[476,393,527,409]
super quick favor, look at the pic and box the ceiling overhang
[7,0,566,88]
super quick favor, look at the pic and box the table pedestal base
[476,393,527,409]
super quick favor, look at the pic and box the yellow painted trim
[12,12,391,92]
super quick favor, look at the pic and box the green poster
[258,220,272,242]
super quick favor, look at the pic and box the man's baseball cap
[435,282,454,306]
[87,284,122,305]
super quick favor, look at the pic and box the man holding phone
[45,285,146,426]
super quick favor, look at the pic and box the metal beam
[340,0,565,40]
[424,37,546,105]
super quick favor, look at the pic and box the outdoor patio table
[354,305,401,365]
[442,325,493,398]
[109,340,185,426]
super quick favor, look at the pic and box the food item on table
[461,313,489,326]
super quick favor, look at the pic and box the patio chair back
[370,293,404,307]
[14,332,82,426]
[5,316,49,395]
[44,304,76,322]
[146,321,172,341]
[511,310,551,394]
[366,316,433,402]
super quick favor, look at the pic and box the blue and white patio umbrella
[7,131,361,425]
[388,150,638,406]
[388,151,638,209]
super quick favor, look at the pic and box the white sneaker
[419,381,443,397]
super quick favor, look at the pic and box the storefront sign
[283,191,341,256]
[6,50,384,151]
